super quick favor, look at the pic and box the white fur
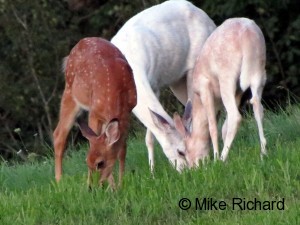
[111,0,216,171]
[186,18,267,166]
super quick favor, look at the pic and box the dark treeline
[0,0,299,160]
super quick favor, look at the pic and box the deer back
[65,37,136,124]
[193,18,266,96]
[111,0,216,87]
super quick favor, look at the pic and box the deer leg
[201,84,219,160]
[220,88,242,161]
[87,169,93,190]
[222,93,242,143]
[145,129,155,173]
[107,174,116,191]
[250,86,267,158]
[144,90,160,172]
[118,142,126,187]
[222,117,228,143]
[88,112,106,189]
[53,90,80,181]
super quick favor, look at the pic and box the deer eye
[96,161,105,170]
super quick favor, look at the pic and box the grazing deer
[53,37,137,188]
[174,18,267,167]
[111,0,216,172]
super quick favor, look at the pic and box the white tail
[111,0,216,172]
[53,37,137,188]
[174,18,267,167]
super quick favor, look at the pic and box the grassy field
[1,106,300,225]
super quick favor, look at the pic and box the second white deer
[174,18,267,167]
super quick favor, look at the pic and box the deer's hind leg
[54,89,80,181]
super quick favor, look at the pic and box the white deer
[173,18,267,167]
[111,0,216,172]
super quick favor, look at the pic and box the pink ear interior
[182,99,192,130]
[149,108,172,131]
[105,119,120,146]
[77,120,98,140]
[173,112,187,137]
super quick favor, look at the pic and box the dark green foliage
[0,0,299,160]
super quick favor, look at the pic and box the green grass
[1,106,300,225]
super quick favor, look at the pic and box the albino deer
[53,37,137,188]
[174,18,267,167]
[111,0,216,172]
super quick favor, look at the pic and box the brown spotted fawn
[53,37,137,189]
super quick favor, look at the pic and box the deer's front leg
[220,86,242,161]
[87,169,93,190]
[201,80,219,161]
[118,142,127,187]
[145,129,155,173]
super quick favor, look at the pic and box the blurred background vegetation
[0,0,299,161]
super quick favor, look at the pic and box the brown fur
[53,37,137,189]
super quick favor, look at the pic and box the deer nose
[96,160,105,170]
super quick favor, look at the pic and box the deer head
[173,99,211,168]
[148,101,193,171]
[78,119,121,187]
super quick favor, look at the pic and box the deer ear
[149,109,173,131]
[105,119,120,146]
[182,99,192,131]
[173,112,189,137]
[77,119,98,140]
